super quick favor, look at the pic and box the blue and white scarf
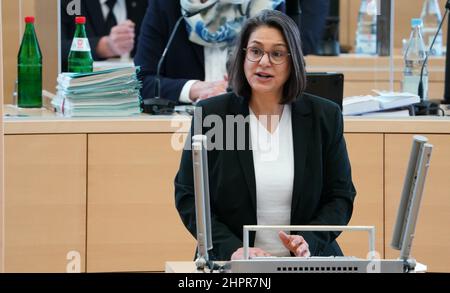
[181,0,285,48]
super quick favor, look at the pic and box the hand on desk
[231,247,272,260]
[230,231,310,260]
[279,231,311,257]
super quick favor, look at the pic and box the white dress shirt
[250,105,294,257]
[99,0,127,25]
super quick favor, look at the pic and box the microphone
[142,3,218,114]
[415,0,450,115]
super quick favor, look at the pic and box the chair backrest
[305,72,344,110]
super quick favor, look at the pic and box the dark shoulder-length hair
[228,9,306,104]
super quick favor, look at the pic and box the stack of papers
[52,66,142,117]
[343,91,420,116]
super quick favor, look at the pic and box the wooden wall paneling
[341,0,448,50]
[0,0,5,273]
[339,0,351,48]
[338,134,385,259]
[2,0,58,105]
[4,134,87,272]
[1,0,20,105]
[87,134,195,272]
[35,0,58,96]
[394,0,448,49]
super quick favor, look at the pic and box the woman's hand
[189,80,228,102]
[278,231,311,257]
[231,247,272,260]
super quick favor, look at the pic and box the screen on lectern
[192,135,213,263]
[391,135,433,261]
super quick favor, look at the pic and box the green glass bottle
[17,16,42,108]
[68,16,93,73]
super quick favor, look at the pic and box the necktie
[105,0,118,33]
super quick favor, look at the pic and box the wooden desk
[3,108,450,272]
[165,262,199,273]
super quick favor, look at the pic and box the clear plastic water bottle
[420,0,443,56]
[355,0,378,55]
[403,18,428,100]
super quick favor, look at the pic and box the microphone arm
[142,14,185,115]
[155,5,217,100]
[154,15,186,100]
[144,5,218,114]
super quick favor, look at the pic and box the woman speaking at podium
[175,10,356,261]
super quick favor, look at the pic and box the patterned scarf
[181,0,285,48]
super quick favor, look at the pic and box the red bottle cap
[75,16,86,24]
[25,16,35,23]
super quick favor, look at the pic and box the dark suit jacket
[286,0,329,55]
[174,92,356,261]
[297,0,330,55]
[61,0,148,71]
[134,0,285,103]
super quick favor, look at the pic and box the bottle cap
[75,16,86,24]
[411,18,423,27]
[25,16,35,24]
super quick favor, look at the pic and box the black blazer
[297,0,330,55]
[174,92,356,261]
[134,0,285,103]
[61,0,148,70]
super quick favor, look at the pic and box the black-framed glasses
[243,46,291,65]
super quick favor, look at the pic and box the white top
[250,105,294,257]
[99,0,127,24]
[179,47,228,103]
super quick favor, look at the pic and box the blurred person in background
[61,0,148,71]
[134,0,286,104]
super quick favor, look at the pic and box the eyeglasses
[243,46,291,65]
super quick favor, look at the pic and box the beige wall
[0,0,5,274]
[1,0,20,105]
[340,0,448,50]
[1,0,57,105]
[35,0,58,98]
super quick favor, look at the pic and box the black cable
[415,105,445,116]
[418,8,449,102]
